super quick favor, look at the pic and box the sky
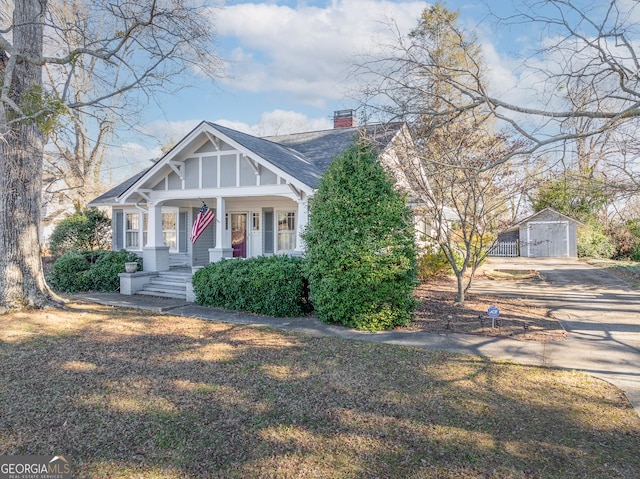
[103,0,531,183]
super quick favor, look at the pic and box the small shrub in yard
[417,249,454,281]
[48,249,141,293]
[192,255,311,317]
[578,223,615,259]
[86,250,142,292]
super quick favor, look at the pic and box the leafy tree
[49,208,111,256]
[530,172,607,224]
[303,139,417,332]
[0,1,220,311]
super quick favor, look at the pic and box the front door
[231,213,247,258]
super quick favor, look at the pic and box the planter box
[125,262,139,273]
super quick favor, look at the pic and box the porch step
[136,270,192,301]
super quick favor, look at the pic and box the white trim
[168,161,183,179]
[528,221,569,224]
[113,122,313,205]
[275,209,297,253]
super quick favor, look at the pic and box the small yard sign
[487,305,500,328]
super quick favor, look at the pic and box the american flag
[190,203,215,243]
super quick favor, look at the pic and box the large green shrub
[49,208,112,256]
[577,224,615,259]
[192,255,311,317]
[48,251,92,293]
[48,249,141,293]
[302,140,417,332]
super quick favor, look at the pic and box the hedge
[48,249,142,293]
[192,255,311,317]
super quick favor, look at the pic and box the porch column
[209,196,233,262]
[294,197,309,255]
[143,203,170,271]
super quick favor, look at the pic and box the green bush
[49,208,111,256]
[48,251,92,293]
[192,255,311,317]
[578,224,615,259]
[48,249,141,293]
[86,250,142,292]
[417,250,453,281]
[302,140,417,332]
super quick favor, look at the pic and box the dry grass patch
[1,302,639,478]
[584,258,640,289]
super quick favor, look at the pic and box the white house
[89,112,415,281]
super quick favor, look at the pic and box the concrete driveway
[474,257,640,415]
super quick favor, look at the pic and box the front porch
[120,266,195,301]
[123,195,308,272]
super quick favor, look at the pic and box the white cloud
[104,110,332,183]
[216,109,332,136]
[141,119,203,145]
[210,0,425,105]
[251,109,333,136]
[102,142,163,184]
[141,111,332,139]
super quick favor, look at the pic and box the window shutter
[179,211,188,253]
[263,209,274,254]
[113,210,124,250]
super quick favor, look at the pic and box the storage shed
[495,208,582,258]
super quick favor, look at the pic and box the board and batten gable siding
[151,142,282,192]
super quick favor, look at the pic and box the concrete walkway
[74,257,640,417]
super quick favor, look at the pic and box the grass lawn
[1,303,639,478]
[584,258,640,289]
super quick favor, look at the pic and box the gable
[518,208,583,226]
[144,142,284,193]
[89,120,409,207]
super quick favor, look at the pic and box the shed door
[528,222,568,257]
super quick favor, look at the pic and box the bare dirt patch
[410,272,567,342]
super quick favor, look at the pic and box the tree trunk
[454,273,465,306]
[0,0,59,312]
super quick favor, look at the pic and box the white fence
[488,241,520,257]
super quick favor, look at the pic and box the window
[277,211,296,251]
[252,212,260,231]
[125,213,140,249]
[162,212,177,251]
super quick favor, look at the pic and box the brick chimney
[333,109,355,129]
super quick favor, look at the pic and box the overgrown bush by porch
[48,249,142,293]
[48,208,112,256]
[192,255,311,317]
